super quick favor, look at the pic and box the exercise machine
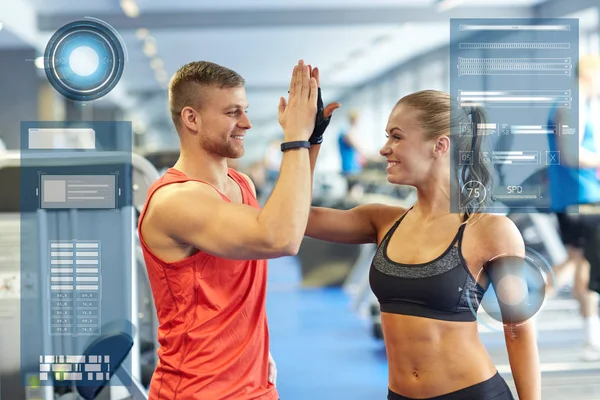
[0,150,159,399]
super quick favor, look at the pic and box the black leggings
[388,372,514,400]
[554,208,600,295]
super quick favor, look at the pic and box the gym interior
[1,0,600,399]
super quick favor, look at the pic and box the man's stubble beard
[200,134,243,159]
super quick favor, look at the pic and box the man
[337,109,367,196]
[547,54,600,361]
[137,59,340,399]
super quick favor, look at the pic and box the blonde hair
[169,61,245,129]
[396,90,493,221]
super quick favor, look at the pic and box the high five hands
[278,59,341,143]
[309,64,341,144]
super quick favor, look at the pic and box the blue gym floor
[266,256,389,400]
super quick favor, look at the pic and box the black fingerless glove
[309,88,331,145]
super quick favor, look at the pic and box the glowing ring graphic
[44,18,126,101]
[466,247,553,332]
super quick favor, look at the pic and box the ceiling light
[136,28,149,40]
[435,0,467,12]
[332,63,346,72]
[155,69,168,82]
[120,0,140,18]
[150,58,163,70]
[372,34,393,46]
[132,118,146,133]
[35,57,44,69]
[349,49,367,59]
[143,40,157,57]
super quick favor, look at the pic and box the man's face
[196,85,252,159]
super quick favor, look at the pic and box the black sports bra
[369,209,487,322]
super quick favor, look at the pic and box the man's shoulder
[150,180,223,213]
[229,168,257,196]
[230,168,250,181]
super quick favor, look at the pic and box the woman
[306,90,541,399]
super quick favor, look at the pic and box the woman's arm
[478,215,541,400]
[503,320,540,400]
[306,204,402,245]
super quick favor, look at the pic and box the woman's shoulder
[367,203,407,221]
[353,203,407,232]
[465,213,525,261]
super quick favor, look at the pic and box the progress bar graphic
[459,90,571,108]
[458,24,571,31]
[458,57,572,76]
[510,125,556,134]
[49,240,101,336]
[459,43,570,50]
[493,151,539,165]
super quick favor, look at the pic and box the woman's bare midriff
[382,312,497,398]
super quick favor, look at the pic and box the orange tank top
[138,167,278,400]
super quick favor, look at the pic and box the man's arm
[154,60,318,260]
[155,154,308,260]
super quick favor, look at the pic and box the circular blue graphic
[44,19,126,101]
[467,248,553,331]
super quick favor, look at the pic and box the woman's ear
[432,136,450,158]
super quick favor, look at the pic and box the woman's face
[380,104,438,186]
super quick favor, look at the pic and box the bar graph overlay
[459,43,570,50]
[458,57,572,76]
[458,24,571,31]
[493,151,539,165]
[49,241,101,336]
[451,18,579,213]
[459,90,571,108]
[511,125,557,134]
[38,355,110,382]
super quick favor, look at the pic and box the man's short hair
[169,61,245,129]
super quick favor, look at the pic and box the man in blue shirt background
[546,54,600,361]
[338,109,367,196]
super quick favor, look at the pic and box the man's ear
[181,106,200,134]
[432,136,450,158]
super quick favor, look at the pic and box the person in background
[264,137,283,191]
[546,54,600,362]
[338,109,368,196]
